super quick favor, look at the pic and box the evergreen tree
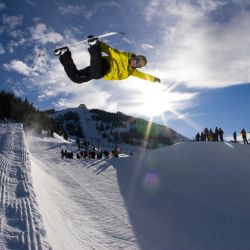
[63,131,68,141]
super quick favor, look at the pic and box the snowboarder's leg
[88,45,109,79]
[59,50,92,83]
[87,36,109,79]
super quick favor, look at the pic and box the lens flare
[142,171,160,194]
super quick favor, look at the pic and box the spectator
[204,128,209,141]
[208,129,214,141]
[240,128,248,144]
[103,150,109,159]
[214,127,219,141]
[80,150,84,158]
[233,131,237,143]
[200,132,206,141]
[219,128,224,142]
[195,132,200,141]
[61,149,64,159]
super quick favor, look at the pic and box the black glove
[154,77,161,83]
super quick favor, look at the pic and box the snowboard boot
[54,46,69,56]
[87,35,100,47]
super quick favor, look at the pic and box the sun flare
[139,84,175,117]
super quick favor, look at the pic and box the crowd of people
[61,149,74,159]
[61,127,250,161]
[195,127,224,142]
[60,139,121,160]
[195,127,249,144]
[61,147,113,160]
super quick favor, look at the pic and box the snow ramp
[112,141,250,250]
[26,129,250,250]
[0,123,50,250]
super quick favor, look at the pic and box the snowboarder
[55,36,161,84]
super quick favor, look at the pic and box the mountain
[1,123,250,249]
[50,105,189,151]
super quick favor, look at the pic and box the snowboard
[53,32,125,55]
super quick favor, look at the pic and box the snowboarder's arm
[131,69,160,83]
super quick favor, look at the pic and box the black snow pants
[59,46,110,84]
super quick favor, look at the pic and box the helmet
[132,55,147,68]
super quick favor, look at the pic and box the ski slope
[51,107,154,154]
[50,108,102,144]
[1,123,250,249]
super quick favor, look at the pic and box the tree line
[0,90,63,136]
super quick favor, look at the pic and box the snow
[1,123,250,249]
[0,123,50,250]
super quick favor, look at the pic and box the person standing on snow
[55,36,161,84]
[240,128,248,144]
[219,128,224,142]
[233,131,237,143]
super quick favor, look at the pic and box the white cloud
[8,38,26,53]
[4,60,33,76]
[123,37,133,45]
[0,43,5,54]
[144,0,160,22]
[12,85,26,97]
[58,4,95,18]
[9,29,25,38]
[4,45,52,78]
[143,0,250,89]
[58,2,124,19]
[29,23,64,44]
[167,112,204,121]
[38,89,57,100]
[2,14,23,29]
[141,44,154,50]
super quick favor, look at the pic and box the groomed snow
[1,123,250,249]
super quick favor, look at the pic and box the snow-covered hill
[51,107,101,144]
[1,123,250,249]
[50,107,188,151]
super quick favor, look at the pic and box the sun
[126,78,200,138]
[135,82,201,135]
[139,83,174,117]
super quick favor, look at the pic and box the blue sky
[0,0,250,139]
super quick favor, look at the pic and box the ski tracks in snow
[0,124,50,250]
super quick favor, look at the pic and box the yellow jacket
[100,42,156,82]
[241,129,247,137]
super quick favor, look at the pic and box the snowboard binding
[87,35,100,47]
[54,46,69,56]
